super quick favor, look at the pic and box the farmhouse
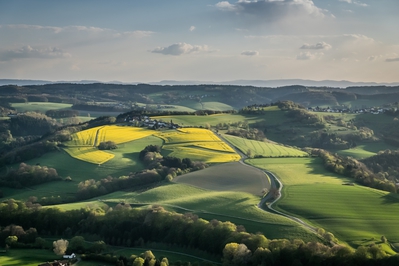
[62,253,76,259]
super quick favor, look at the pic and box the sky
[0,0,398,83]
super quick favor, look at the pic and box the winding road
[216,132,318,235]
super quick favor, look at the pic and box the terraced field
[155,128,240,163]
[248,158,399,247]
[224,134,308,157]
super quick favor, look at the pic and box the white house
[63,253,76,259]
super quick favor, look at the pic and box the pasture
[155,128,240,163]
[248,158,399,247]
[153,114,264,127]
[174,161,270,195]
[11,102,72,113]
[223,134,308,157]
[100,183,318,241]
[0,249,59,266]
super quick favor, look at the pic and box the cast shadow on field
[381,193,399,204]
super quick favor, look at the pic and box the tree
[5,236,18,246]
[53,239,69,256]
[133,257,145,266]
[69,236,85,252]
[34,237,47,249]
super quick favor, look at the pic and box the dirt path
[93,126,104,147]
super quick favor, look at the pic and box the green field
[174,162,270,195]
[153,114,264,127]
[248,158,399,247]
[224,134,308,157]
[0,249,59,266]
[11,102,72,113]
[2,136,163,201]
[99,183,317,241]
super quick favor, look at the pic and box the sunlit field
[64,125,155,164]
[155,128,240,163]
[248,158,399,247]
[224,134,308,157]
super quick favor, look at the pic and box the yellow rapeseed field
[64,147,115,165]
[64,125,155,164]
[155,128,240,163]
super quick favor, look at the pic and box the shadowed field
[174,161,270,195]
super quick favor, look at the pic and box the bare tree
[53,239,69,256]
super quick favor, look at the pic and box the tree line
[0,200,396,266]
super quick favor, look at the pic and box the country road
[216,132,318,235]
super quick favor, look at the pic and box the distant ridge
[1,78,399,88]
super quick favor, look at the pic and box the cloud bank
[216,0,328,21]
[0,46,70,61]
[151,43,209,56]
[241,50,259,56]
[300,42,332,50]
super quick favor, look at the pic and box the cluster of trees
[0,201,395,266]
[226,128,266,141]
[311,149,397,193]
[8,112,58,136]
[98,141,117,150]
[0,162,61,188]
[222,240,396,266]
[362,150,399,183]
[0,140,58,166]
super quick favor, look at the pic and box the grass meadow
[248,158,399,247]
[0,249,59,266]
[223,134,308,157]
[152,114,264,127]
[11,102,72,113]
[156,128,240,163]
[99,183,318,241]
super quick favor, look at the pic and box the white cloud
[296,51,323,60]
[215,0,328,21]
[189,26,196,32]
[4,24,154,38]
[300,42,332,50]
[241,50,259,56]
[0,45,71,61]
[215,1,237,11]
[338,0,368,7]
[151,43,210,56]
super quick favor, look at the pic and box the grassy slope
[248,158,399,246]
[223,134,308,157]
[2,136,163,201]
[99,183,318,241]
[174,162,271,195]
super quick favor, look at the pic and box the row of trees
[0,201,395,265]
[311,149,397,193]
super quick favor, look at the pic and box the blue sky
[0,0,398,83]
